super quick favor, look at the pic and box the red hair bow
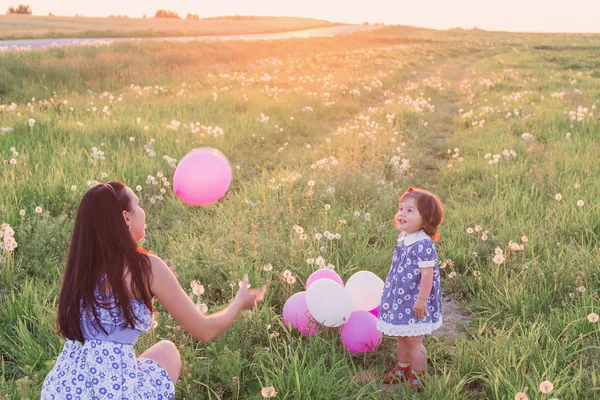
[407,187,414,192]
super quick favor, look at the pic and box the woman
[41,181,265,399]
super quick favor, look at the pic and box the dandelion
[481,233,488,241]
[577,286,586,293]
[315,233,323,240]
[151,320,158,329]
[575,183,581,189]
[196,303,208,314]
[493,254,505,265]
[35,206,42,214]
[521,236,528,243]
[190,280,205,296]
[334,233,341,239]
[28,118,35,128]
[539,381,554,394]
[269,332,280,339]
[515,393,528,400]
[286,276,296,285]
[263,263,273,272]
[315,256,325,267]
[577,200,584,207]
[295,226,304,234]
[555,193,563,201]
[587,313,599,323]
[282,270,292,279]
[19,209,25,216]
[448,271,457,279]
[495,247,503,255]
[324,204,331,210]
[473,270,481,277]
[474,225,482,232]
[71,185,77,191]
[308,180,315,187]
[354,211,360,217]
[306,258,314,264]
[261,386,277,398]
[466,227,474,234]
[135,185,142,192]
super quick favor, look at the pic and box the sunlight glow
[1,0,599,33]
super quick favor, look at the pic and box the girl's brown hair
[57,181,154,343]
[398,187,445,242]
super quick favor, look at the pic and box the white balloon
[344,271,385,311]
[305,278,352,327]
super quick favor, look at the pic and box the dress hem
[376,317,443,337]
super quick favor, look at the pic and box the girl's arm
[148,254,265,342]
[414,267,434,319]
[417,267,434,300]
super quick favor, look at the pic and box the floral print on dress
[377,231,443,336]
[41,278,175,399]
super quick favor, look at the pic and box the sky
[2,0,600,33]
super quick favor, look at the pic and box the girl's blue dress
[377,230,443,336]
[41,276,175,399]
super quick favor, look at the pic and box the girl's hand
[413,298,428,320]
[235,275,266,311]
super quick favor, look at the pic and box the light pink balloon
[339,310,382,353]
[369,307,379,318]
[305,269,344,290]
[173,147,232,206]
[282,292,318,336]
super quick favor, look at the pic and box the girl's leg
[405,335,427,373]
[139,340,182,384]
[396,336,411,365]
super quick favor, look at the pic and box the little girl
[41,181,265,399]
[376,187,445,389]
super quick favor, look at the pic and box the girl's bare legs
[405,335,427,373]
[139,340,182,384]
[396,337,411,365]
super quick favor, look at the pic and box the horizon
[1,0,600,34]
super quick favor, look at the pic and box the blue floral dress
[41,277,175,399]
[376,230,442,336]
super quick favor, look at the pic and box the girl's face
[395,197,423,234]
[122,187,146,242]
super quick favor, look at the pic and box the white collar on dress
[398,229,430,246]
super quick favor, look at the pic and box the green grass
[0,15,339,40]
[1,26,599,399]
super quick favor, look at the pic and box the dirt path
[0,24,380,51]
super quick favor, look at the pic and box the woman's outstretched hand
[235,275,266,310]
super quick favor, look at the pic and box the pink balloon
[369,307,379,318]
[339,310,382,353]
[282,292,318,336]
[173,148,232,206]
[305,269,344,290]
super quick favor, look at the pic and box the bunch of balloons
[282,269,384,353]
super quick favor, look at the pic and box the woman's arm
[148,255,265,342]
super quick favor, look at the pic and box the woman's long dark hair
[57,181,153,343]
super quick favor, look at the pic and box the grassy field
[1,25,599,399]
[0,15,339,40]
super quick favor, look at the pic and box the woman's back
[41,275,175,399]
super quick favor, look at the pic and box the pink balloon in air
[173,148,232,206]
